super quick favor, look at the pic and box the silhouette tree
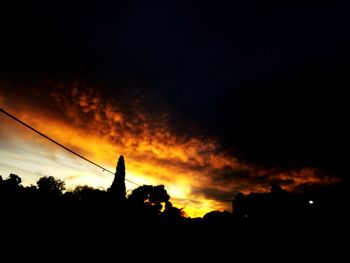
[162,202,186,222]
[110,155,126,207]
[128,185,170,219]
[232,192,246,220]
[0,174,26,217]
[203,210,232,224]
[0,173,22,193]
[7,173,22,187]
[37,176,65,195]
[270,183,285,195]
[72,185,107,208]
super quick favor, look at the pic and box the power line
[0,108,141,186]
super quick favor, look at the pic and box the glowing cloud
[0,76,339,217]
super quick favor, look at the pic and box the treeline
[0,173,188,225]
[1,172,349,230]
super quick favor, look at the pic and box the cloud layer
[0,75,340,217]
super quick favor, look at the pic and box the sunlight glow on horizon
[0,81,337,218]
[0,113,226,217]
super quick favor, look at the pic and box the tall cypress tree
[110,155,126,206]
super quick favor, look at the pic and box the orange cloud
[0,76,341,217]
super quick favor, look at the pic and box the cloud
[191,186,236,202]
[0,74,341,217]
[0,94,5,108]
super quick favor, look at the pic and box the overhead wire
[0,108,141,186]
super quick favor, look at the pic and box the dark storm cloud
[223,62,350,178]
[190,166,339,203]
[189,174,288,203]
[1,0,349,180]
[191,186,236,203]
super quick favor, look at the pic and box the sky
[0,1,349,217]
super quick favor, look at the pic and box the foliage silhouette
[0,170,349,236]
[127,185,170,221]
[37,176,65,195]
[203,210,232,224]
[0,173,23,193]
[110,155,126,206]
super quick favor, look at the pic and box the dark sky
[1,0,349,179]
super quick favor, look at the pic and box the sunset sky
[1,1,349,217]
